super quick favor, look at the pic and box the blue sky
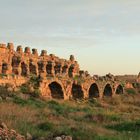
[0,0,140,75]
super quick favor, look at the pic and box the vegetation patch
[38,122,53,131]
[13,96,46,108]
[126,88,136,95]
[106,120,140,132]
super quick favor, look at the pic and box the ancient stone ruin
[0,42,135,100]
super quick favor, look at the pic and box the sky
[0,0,140,75]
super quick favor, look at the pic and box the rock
[7,87,13,92]
[63,136,72,140]
[17,93,30,100]
[0,122,8,129]
[61,135,72,140]
[0,96,2,101]
[26,132,32,140]
[16,134,25,140]
[54,136,62,140]
[10,129,17,135]
[0,122,25,140]
[38,137,46,140]
[13,87,19,92]
[6,97,13,101]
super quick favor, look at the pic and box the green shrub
[13,96,28,106]
[20,83,41,98]
[20,84,29,94]
[106,120,140,132]
[73,75,85,84]
[88,98,101,107]
[0,73,7,78]
[13,96,46,108]
[29,75,41,87]
[47,100,80,116]
[0,85,13,99]
[126,88,136,95]
[38,122,53,131]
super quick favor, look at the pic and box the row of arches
[1,61,75,78]
[47,82,124,100]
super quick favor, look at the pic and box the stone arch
[103,84,113,97]
[46,62,52,75]
[68,65,74,78]
[12,56,21,67]
[21,62,28,76]
[48,81,64,99]
[115,85,123,95]
[12,56,21,75]
[71,83,84,99]
[62,65,68,74]
[2,63,8,74]
[54,64,61,75]
[29,62,37,75]
[38,61,44,73]
[88,83,100,98]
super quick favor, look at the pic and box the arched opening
[62,65,68,74]
[48,82,64,99]
[29,62,37,75]
[2,63,8,74]
[12,56,21,67]
[12,56,21,75]
[38,61,44,73]
[103,84,112,97]
[68,65,74,78]
[116,85,123,94]
[54,64,61,75]
[21,62,28,76]
[89,83,100,98]
[71,83,84,99]
[46,62,52,75]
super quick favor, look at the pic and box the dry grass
[0,92,140,139]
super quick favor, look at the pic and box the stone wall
[0,42,135,100]
[0,43,80,78]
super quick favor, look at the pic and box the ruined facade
[0,43,79,78]
[0,43,129,100]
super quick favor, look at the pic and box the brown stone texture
[0,42,136,100]
[0,43,79,78]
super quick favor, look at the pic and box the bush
[88,98,101,107]
[126,88,136,95]
[38,122,53,131]
[20,83,41,98]
[73,75,85,84]
[13,96,46,108]
[47,100,80,116]
[0,85,13,99]
[20,84,29,94]
[106,120,140,132]
[0,73,7,78]
[29,75,41,87]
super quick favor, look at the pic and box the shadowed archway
[46,62,52,75]
[68,65,74,78]
[116,85,123,94]
[2,63,8,74]
[21,62,28,76]
[103,84,112,97]
[89,83,100,98]
[71,83,84,99]
[48,82,64,99]
[29,62,37,75]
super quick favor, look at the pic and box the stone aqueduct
[0,43,125,100]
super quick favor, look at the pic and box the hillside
[0,86,140,140]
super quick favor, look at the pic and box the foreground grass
[0,93,140,140]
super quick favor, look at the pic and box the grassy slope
[0,91,140,140]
